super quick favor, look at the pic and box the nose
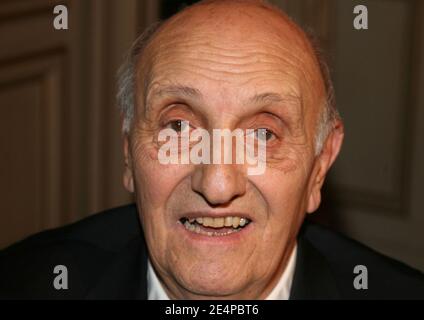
[191,164,246,206]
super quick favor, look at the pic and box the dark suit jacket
[1,204,423,299]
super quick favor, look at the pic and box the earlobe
[306,120,344,214]
[123,168,135,193]
[306,189,321,213]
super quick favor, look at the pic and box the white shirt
[147,243,297,300]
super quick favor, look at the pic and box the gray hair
[117,17,339,155]
[305,30,340,155]
[117,21,163,133]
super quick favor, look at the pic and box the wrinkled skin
[122,0,344,299]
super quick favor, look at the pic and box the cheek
[134,154,188,210]
[250,167,310,233]
[261,155,309,195]
[131,145,193,261]
[248,171,307,266]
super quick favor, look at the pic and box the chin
[174,261,250,299]
[184,279,246,299]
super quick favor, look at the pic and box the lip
[176,218,254,245]
[177,211,254,222]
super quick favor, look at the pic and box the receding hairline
[142,0,315,61]
[135,0,326,107]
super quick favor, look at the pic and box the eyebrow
[145,84,301,114]
[248,92,301,107]
[145,84,202,115]
[148,84,203,101]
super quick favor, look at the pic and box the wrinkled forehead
[151,0,311,50]
[137,1,325,117]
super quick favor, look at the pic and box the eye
[166,120,190,133]
[254,128,276,142]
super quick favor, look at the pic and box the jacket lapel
[289,230,341,299]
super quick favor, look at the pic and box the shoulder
[0,204,142,299]
[301,222,424,299]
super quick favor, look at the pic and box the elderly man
[1,0,423,300]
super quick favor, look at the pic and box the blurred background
[0,0,423,271]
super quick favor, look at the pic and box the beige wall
[273,0,424,271]
[0,0,158,248]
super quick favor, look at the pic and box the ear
[306,120,344,213]
[123,133,135,193]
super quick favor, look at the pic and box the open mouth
[179,216,252,237]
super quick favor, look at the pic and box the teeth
[195,224,201,233]
[182,216,250,232]
[213,217,225,228]
[185,221,194,232]
[224,217,233,227]
[183,221,243,236]
[232,217,241,228]
[203,217,213,227]
[195,217,203,224]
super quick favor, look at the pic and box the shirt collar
[147,259,170,300]
[265,243,297,300]
[147,243,297,300]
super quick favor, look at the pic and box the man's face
[124,3,330,299]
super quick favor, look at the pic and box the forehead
[138,3,323,116]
